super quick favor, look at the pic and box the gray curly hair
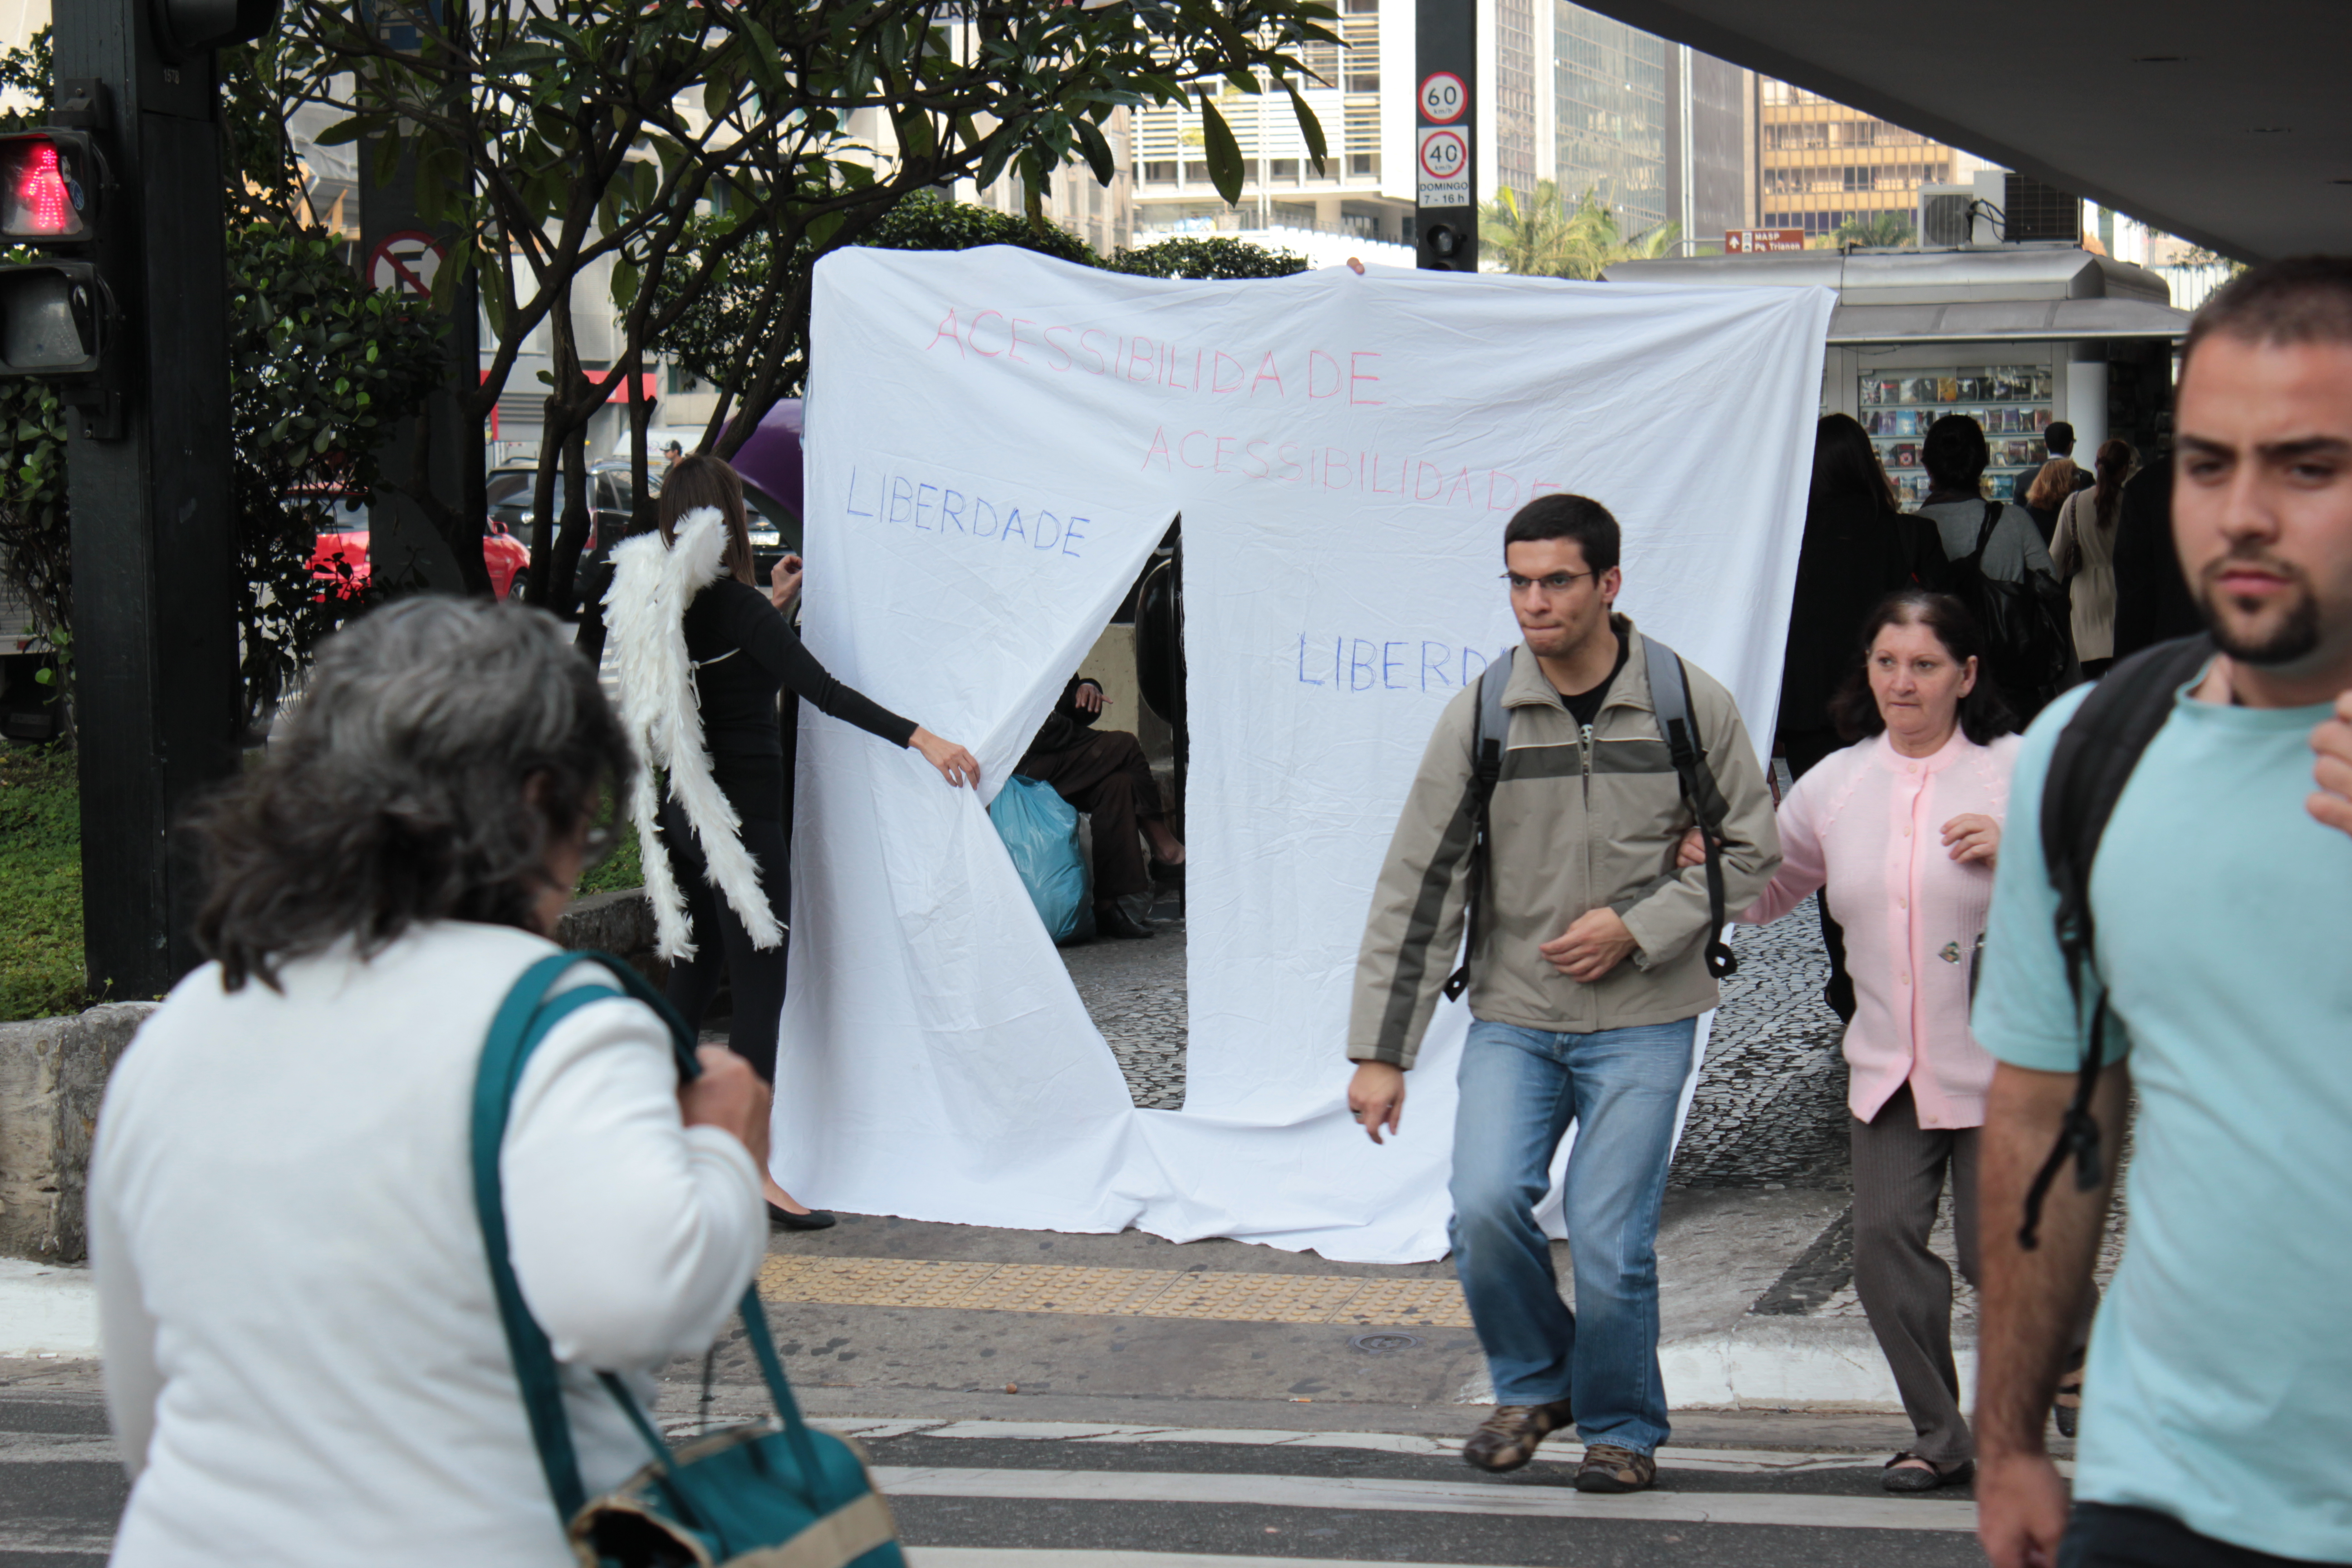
[191,596,637,990]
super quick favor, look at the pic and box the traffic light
[0,127,113,380]
[1422,222,1465,271]
[152,0,284,60]
[0,83,123,430]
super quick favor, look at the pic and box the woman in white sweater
[88,598,771,1567]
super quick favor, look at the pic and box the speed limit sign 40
[1418,71,1467,125]
[1416,127,1470,207]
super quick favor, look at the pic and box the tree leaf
[1197,91,1244,206]
[1071,116,1116,188]
[1286,82,1330,173]
[310,114,383,147]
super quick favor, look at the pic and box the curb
[0,1259,98,1359]
[1455,1316,1975,1413]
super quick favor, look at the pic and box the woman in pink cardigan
[1689,590,2050,1491]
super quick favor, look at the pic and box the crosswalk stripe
[827,1418,1902,1474]
[907,1553,1538,1568]
[872,1465,1979,1533]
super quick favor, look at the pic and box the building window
[1143,161,1176,184]
[1344,67,1378,93]
[1183,160,1210,184]
[1270,157,1300,181]
[1344,0,1377,10]
[1348,152,1376,177]
[665,363,702,396]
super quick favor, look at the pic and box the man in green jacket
[1346,494,1780,1493]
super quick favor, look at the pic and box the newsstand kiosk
[1607,245,2192,505]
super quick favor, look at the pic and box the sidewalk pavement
[0,890,2120,1425]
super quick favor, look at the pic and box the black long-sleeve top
[685,579,917,820]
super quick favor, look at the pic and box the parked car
[304,491,531,600]
[485,464,639,563]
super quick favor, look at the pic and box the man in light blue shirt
[1974,257,2352,1568]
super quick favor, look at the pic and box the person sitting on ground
[1685,590,2092,1490]
[91,598,771,1565]
[1015,673,1184,939]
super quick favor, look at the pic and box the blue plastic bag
[989,776,1092,943]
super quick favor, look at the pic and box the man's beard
[2198,551,2323,665]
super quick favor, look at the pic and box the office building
[1125,1,1754,265]
[1757,81,1991,240]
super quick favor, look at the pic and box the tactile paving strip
[1328,1278,1477,1327]
[757,1255,1472,1327]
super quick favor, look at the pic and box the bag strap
[471,948,703,1522]
[1974,500,2004,563]
[1441,649,1513,1003]
[1640,636,1739,981]
[2017,634,2214,1249]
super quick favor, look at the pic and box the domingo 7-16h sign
[1416,127,1470,208]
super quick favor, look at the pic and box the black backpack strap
[2017,633,2215,1249]
[1441,648,1514,1003]
[1975,500,2004,563]
[1640,635,1739,980]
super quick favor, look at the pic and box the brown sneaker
[1461,1398,1575,1473]
[1573,1443,1658,1493]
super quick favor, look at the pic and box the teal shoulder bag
[472,950,905,1568]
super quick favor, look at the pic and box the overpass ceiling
[1574,0,2352,263]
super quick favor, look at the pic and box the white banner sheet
[779,248,1831,1263]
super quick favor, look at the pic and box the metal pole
[54,0,241,1000]
[1415,0,1477,270]
[1677,43,1695,245]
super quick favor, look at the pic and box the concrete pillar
[2065,357,2109,460]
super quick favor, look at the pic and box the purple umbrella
[729,399,805,528]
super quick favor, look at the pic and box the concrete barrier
[0,887,658,1263]
[0,1004,157,1261]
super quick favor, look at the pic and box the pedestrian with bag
[1974,257,2352,1568]
[2050,439,2137,680]
[88,599,894,1566]
[1687,590,2090,1487]
[1915,414,2077,719]
[604,453,980,1229]
[1776,412,1950,1022]
[1344,495,1780,1494]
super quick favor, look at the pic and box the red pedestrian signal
[0,132,100,243]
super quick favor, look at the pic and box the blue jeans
[1449,1016,1696,1455]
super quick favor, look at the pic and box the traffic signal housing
[0,86,124,432]
[0,129,113,379]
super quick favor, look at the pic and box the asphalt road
[0,1385,1989,1567]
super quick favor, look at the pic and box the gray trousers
[1851,1086,1983,1465]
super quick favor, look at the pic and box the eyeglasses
[1502,570,1597,592]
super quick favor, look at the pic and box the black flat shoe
[1882,1453,1972,1493]
[768,1204,837,1231]
[1095,903,1156,939]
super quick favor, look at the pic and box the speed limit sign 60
[1418,71,1467,124]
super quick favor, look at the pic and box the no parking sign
[368,230,446,299]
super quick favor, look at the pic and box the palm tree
[1478,182,1681,279]
[1833,211,1915,250]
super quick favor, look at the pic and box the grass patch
[577,818,643,899]
[0,744,85,1022]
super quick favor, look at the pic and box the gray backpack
[1440,637,1738,1003]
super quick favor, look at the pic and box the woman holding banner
[605,453,980,1229]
